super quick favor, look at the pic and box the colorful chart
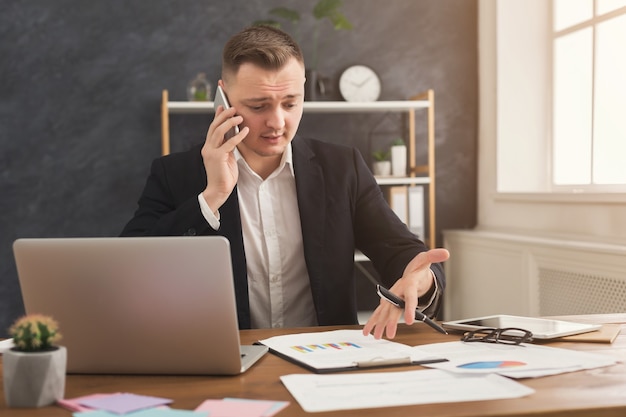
[290,342,362,354]
[457,361,526,369]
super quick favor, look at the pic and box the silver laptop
[13,236,268,375]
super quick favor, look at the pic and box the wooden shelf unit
[160,89,436,247]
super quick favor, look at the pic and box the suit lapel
[292,138,326,268]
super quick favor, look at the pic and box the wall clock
[338,65,381,102]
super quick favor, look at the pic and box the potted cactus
[3,314,66,408]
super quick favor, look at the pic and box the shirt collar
[234,143,295,178]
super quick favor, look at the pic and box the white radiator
[538,267,626,316]
[443,229,626,320]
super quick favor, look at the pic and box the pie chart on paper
[457,361,526,369]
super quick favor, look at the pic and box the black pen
[376,285,448,335]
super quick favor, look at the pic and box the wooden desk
[1,314,625,416]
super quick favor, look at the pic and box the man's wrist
[197,193,220,230]
[418,269,438,308]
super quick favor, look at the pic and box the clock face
[339,65,381,102]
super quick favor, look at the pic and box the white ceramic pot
[3,346,67,408]
[373,160,391,176]
[391,145,407,177]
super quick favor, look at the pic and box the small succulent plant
[9,314,62,352]
[372,150,390,161]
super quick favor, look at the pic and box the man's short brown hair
[222,25,304,81]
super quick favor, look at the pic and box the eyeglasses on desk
[461,327,533,345]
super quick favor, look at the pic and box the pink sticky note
[195,399,271,417]
[79,393,173,414]
[222,398,289,417]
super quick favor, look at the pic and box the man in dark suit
[121,25,449,339]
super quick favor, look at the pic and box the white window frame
[494,0,626,202]
[550,1,626,193]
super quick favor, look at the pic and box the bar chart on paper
[291,342,363,354]
[259,330,445,372]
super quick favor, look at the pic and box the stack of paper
[281,369,534,412]
[275,333,619,413]
[416,341,618,378]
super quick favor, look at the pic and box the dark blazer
[121,136,445,328]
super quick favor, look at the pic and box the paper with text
[417,341,618,378]
[259,329,443,371]
[281,369,534,412]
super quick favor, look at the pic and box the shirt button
[184,228,196,236]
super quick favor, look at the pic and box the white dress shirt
[197,145,438,326]
[198,145,317,328]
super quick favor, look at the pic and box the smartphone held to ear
[214,86,240,140]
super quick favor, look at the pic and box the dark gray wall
[0,0,477,336]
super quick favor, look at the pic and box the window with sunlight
[552,0,626,189]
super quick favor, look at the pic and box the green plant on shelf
[372,150,390,162]
[253,0,353,70]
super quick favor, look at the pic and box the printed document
[281,369,534,412]
[417,341,618,378]
[258,329,444,372]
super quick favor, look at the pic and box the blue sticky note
[127,409,208,417]
[74,411,119,417]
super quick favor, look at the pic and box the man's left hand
[362,248,450,339]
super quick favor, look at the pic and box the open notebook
[13,236,267,375]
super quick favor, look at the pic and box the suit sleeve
[120,155,214,237]
[351,148,445,317]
